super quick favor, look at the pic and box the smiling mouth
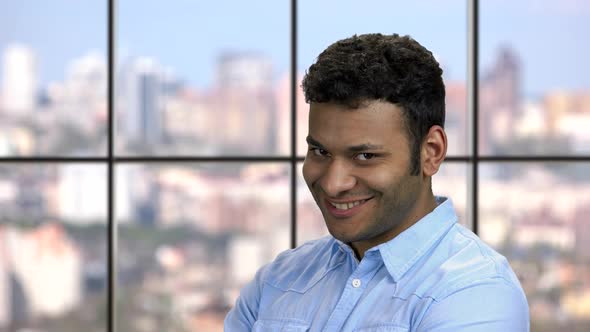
[327,197,373,211]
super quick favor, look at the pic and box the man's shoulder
[413,225,530,330]
[406,223,525,301]
[258,236,342,292]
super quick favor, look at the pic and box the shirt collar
[378,196,457,281]
[332,196,457,281]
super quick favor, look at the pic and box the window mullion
[107,0,116,331]
[468,0,479,234]
[290,0,298,249]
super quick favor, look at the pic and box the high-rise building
[61,53,107,129]
[213,53,276,154]
[216,52,272,91]
[1,44,37,115]
[484,47,521,113]
[64,53,106,105]
[480,47,522,153]
[120,57,164,146]
[162,91,212,148]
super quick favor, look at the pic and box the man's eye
[356,153,376,161]
[310,148,328,156]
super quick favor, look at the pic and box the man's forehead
[307,101,408,150]
[309,100,403,116]
[308,101,404,129]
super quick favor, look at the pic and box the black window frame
[0,1,588,331]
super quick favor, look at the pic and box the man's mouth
[328,198,371,211]
[324,197,374,217]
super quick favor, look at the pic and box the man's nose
[319,160,356,197]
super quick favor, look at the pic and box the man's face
[302,101,428,253]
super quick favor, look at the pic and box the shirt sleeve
[416,278,530,332]
[224,265,267,331]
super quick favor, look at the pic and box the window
[1,1,588,331]
[479,1,590,329]
[0,1,108,331]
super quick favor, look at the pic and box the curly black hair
[302,33,445,175]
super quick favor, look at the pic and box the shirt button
[352,279,361,288]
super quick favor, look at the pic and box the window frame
[1,1,588,331]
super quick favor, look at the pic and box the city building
[216,52,272,91]
[119,57,165,147]
[58,164,106,224]
[574,204,590,259]
[275,72,309,156]
[480,47,522,154]
[212,53,276,154]
[1,45,37,115]
[514,208,575,251]
[544,90,590,153]
[162,91,210,148]
[10,224,82,318]
[0,223,83,326]
[0,226,10,328]
[444,81,468,155]
[61,52,107,131]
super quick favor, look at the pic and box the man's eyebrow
[306,136,325,148]
[306,136,383,152]
[347,143,384,153]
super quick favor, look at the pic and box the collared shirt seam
[387,215,457,280]
[432,274,520,302]
[254,317,310,327]
[393,293,436,302]
[455,225,505,276]
[261,259,347,293]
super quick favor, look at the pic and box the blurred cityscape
[0,41,589,332]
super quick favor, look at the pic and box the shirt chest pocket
[253,319,310,332]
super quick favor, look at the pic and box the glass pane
[116,1,290,156]
[298,0,468,157]
[0,164,107,332]
[0,1,107,156]
[432,162,469,228]
[480,0,590,155]
[480,163,590,331]
[297,161,469,245]
[116,163,290,331]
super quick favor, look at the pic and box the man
[225,33,529,331]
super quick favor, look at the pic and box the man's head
[301,34,447,257]
[302,33,445,175]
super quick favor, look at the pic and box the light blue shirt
[225,197,529,331]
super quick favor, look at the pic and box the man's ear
[421,125,447,177]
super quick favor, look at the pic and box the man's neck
[351,193,438,260]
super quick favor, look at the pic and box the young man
[225,33,529,331]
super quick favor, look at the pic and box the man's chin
[325,227,363,245]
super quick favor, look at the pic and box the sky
[0,0,589,97]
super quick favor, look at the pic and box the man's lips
[324,197,374,218]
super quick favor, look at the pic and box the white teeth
[334,203,347,210]
[331,200,366,210]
